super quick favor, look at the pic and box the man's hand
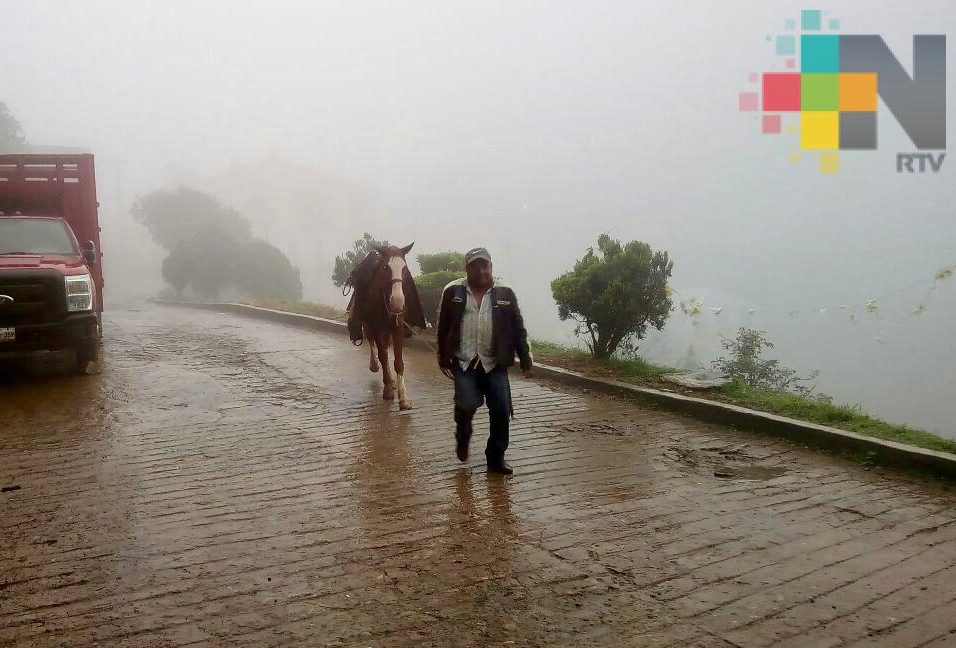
[522,364,534,379]
[438,354,454,379]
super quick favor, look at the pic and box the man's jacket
[436,279,532,371]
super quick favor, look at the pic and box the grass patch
[531,339,670,382]
[245,298,347,322]
[717,380,956,454]
[530,339,956,456]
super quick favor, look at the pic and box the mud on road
[2,305,956,647]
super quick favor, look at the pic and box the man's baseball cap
[464,247,492,266]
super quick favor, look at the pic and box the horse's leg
[393,327,411,410]
[378,333,395,400]
[367,330,380,373]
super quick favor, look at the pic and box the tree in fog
[157,227,237,299]
[132,186,252,251]
[184,230,238,299]
[415,251,465,326]
[237,239,302,300]
[551,234,673,359]
[161,247,191,296]
[135,186,301,301]
[0,101,25,152]
[331,233,389,288]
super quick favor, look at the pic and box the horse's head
[375,242,414,316]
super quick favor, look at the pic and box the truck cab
[0,155,103,373]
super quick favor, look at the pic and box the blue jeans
[453,362,512,464]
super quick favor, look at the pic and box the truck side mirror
[81,240,97,266]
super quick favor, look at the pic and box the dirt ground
[2,305,955,647]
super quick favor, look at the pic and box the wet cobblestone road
[2,306,956,647]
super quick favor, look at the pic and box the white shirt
[456,281,496,372]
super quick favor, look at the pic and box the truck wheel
[74,339,99,375]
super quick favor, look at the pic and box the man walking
[436,247,533,475]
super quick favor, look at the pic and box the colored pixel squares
[776,35,796,55]
[760,73,876,117]
[762,73,800,111]
[742,13,887,167]
[739,92,758,111]
[802,74,839,110]
[839,112,877,149]
[801,35,839,72]
[820,152,840,174]
[839,73,877,111]
[802,112,839,149]
[801,10,822,31]
[755,71,879,148]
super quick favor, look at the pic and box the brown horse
[355,243,426,410]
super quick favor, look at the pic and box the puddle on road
[559,419,643,437]
[665,444,788,482]
[713,465,788,481]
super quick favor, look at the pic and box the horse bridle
[378,259,428,340]
[382,272,406,317]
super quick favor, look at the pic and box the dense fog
[2,1,953,435]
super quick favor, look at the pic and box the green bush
[418,251,465,274]
[416,270,463,326]
[712,328,820,396]
[414,252,466,326]
[551,234,673,359]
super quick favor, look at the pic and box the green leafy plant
[712,328,820,396]
[418,251,465,274]
[551,234,673,359]
[415,252,465,326]
[331,233,388,288]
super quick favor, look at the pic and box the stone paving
[1,305,955,647]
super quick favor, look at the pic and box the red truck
[0,154,103,373]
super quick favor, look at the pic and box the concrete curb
[154,300,956,479]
